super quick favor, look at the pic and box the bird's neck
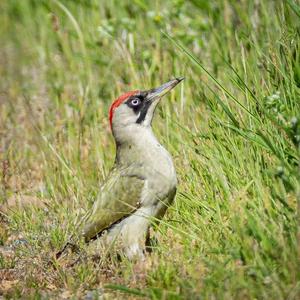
[114,125,177,187]
[114,126,164,167]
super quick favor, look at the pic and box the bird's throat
[114,126,176,187]
[115,127,158,166]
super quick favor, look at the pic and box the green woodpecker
[58,78,184,259]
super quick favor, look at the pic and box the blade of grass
[162,30,260,122]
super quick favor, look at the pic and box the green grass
[0,0,299,299]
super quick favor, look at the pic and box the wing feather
[81,166,145,242]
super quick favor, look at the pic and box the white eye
[131,98,140,106]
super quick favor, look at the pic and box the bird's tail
[56,240,81,259]
[55,210,92,259]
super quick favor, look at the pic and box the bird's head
[109,78,184,139]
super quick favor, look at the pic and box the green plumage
[81,166,145,242]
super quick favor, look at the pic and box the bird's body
[57,78,183,259]
[82,127,177,258]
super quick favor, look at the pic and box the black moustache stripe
[136,101,152,124]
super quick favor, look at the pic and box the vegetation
[0,0,299,298]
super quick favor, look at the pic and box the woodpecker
[58,78,184,259]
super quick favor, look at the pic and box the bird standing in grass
[58,78,184,260]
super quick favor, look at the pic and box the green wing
[80,166,145,242]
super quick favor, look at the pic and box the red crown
[109,90,139,128]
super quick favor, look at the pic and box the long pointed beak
[146,77,184,101]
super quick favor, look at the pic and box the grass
[0,0,299,299]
